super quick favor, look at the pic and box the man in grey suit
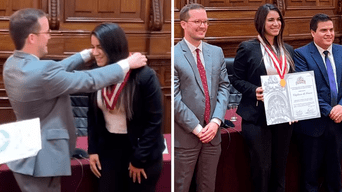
[3,8,147,192]
[174,3,229,192]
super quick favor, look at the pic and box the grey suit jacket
[3,51,124,177]
[174,39,230,148]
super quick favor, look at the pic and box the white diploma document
[261,71,320,125]
[0,118,42,164]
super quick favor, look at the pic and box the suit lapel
[180,40,205,94]
[332,44,342,89]
[254,40,267,75]
[202,43,212,96]
[310,42,330,85]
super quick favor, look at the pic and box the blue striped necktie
[323,50,337,106]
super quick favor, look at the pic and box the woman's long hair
[254,4,294,70]
[91,23,135,119]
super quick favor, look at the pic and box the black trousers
[97,133,163,192]
[296,120,342,192]
[242,119,293,192]
[129,157,163,192]
[98,133,131,192]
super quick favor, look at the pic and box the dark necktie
[323,50,337,106]
[196,49,210,124]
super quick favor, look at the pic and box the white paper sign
[0,118,42,164]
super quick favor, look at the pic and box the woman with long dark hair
[232,4,295,192]
[87,23,165,192]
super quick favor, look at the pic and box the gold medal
[280,79,286,87]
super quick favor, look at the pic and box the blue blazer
[294,42,342,137]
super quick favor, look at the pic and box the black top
[232,39,295,124]
[87,66,165,168]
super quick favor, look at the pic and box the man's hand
[89,48,95,60]
[199,122,219,143]
[329,104,342,123]
[89,154,101,178]
[127,53,147,69]
[129,162,147,184]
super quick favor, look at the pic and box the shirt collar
[314,42,332,56]
[14,50,40,60]
[183,38,203,54]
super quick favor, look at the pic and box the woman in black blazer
[232,4,295,192]
[87,23,165,192]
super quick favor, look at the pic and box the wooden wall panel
[121,0,137,13]
[286,0,334,8]
[74,0,92,12]
[162,89,171,134]
[0,1,7,16]
[203,0,267,7]
[0,0,43,16]
[12,0,36,10]
[174,0,184,11]
[65,0,142,22]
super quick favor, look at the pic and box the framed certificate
[261,71,320,125]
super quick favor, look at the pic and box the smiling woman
[87,23,165,192]
[90,35,108,67]
[231,3,295,192]
[264,10,281,45]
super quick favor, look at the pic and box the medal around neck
[258,35,287,87]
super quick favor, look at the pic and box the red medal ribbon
[258,35,287,81]
[267,47,287,80]
[102,70,131,110]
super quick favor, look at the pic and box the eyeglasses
[32,29,51,35]
[186,20,209,26]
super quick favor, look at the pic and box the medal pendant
[280,79,286,87]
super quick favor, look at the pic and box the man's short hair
[9,8,46,50]
[310,13,332,32]
[179,3,205,21]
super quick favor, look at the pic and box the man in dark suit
[3,8,146,192]
[174,3,230,192]
[294,13,342,192]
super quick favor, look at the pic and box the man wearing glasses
[174,3,229,192]
[3,8,146,192]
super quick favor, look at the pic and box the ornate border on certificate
[261,71,321,125]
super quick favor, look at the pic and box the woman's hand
[129,162,147,184]
[289,120,298,125]
[89,154,102,178]
[255,87,264,101]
